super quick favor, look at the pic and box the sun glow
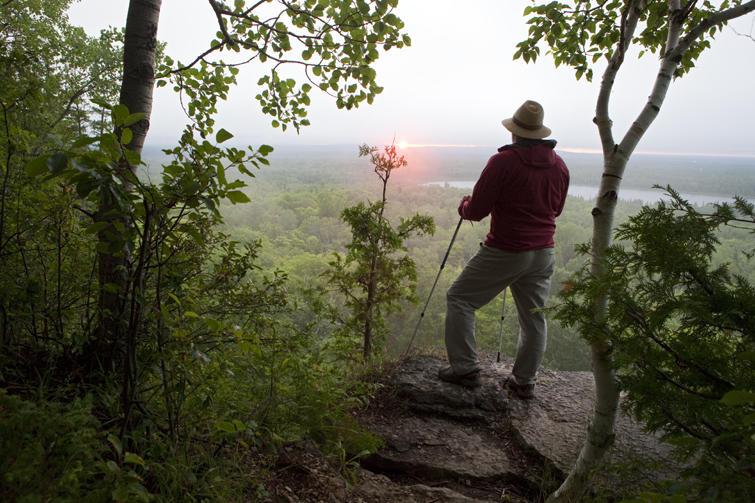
[394,142,478,149]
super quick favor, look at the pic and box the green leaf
[721,390,755,406]
[47,153,68,175]
[76,178,98,198]
[216,421,236,433]
[185,225,203,244]
[84,222,110,235]
[112,104,129,125]
[90,97,111,109]
[124,149,141,166]
[107,434,123,456]
[666,436,700,448]
[100,133,121,159]
[216,128,234,143]
[26,155,49,177]
[258,144,274,156]
[121,128,133,145]
[122,112,145,127]
[217,163,227,185]
[123,452,145,466]
[72,135,98,148]
[226,190,251,204]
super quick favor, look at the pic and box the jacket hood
[498,140,558,168]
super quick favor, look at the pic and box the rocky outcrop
[267,440,479,503]
[268,354,680,502]
[358,354,679,502]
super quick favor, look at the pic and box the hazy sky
[68,0,755,156]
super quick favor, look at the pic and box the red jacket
[459,142,569,251]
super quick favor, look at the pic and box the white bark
[95,0,162,371]
[548,0,755,501]
[547,4,643,500]
[120,0,162,157]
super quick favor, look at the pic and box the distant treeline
[143,144,755,198]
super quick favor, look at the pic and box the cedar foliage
[556,188,755,500]
[326,144,434,360]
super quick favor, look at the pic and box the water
[423,181,743,206]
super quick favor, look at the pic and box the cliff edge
[266,354,680,502]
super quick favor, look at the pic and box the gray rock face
[268,439,480,503]
[359,355,680,501]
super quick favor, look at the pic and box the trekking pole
[496,287,508,363]
[403,216,464,356]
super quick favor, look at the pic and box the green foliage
[123,237,381,499]
[0,0,123,366]
[0,391,151,502]
[3,4,383,499]
[157,0,410,132]
[4,1,411,501]
[327,144,434,359]
[556,188,755,500]
[0,0,122,134]
[515,0,743,80]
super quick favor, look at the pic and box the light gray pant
[445,245,555,385]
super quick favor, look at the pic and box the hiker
[438,100,569,399]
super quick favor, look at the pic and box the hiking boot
[438,366,482,388]
[504,376,535,399]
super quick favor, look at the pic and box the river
[423,181,744,206]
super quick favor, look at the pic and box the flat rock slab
[360,355,680,498]
[364,410,519,480]
[392,355,510,420]
[268,440,480,503]
[353,470,480,503]
[506,365,678,488]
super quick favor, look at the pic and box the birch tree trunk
[119,0,161,155]
[548,1,755,500]
[95,0,161,372]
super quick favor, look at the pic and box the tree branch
[659,403,711,440]
[640,360,722,400]
[208,0,236,47]
[594,0,643,158]
[666,0,685,56]
[32,83,95,156]
[625,306,735,391]
[73,204,96,219]
[730,25,755,41]
[671,0,755,59]
[563,0,610,15]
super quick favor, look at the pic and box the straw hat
[501,100,551,139]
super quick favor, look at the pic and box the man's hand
[458,195,471,217]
